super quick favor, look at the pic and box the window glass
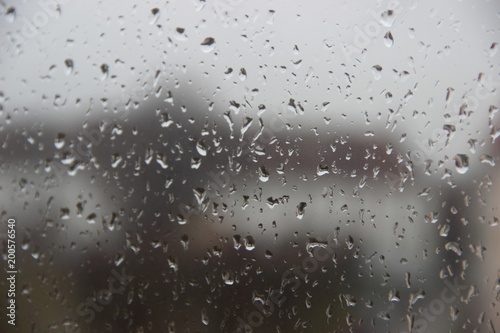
[1,0,499,332]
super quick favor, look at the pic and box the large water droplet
[479,154,495,166]
[150,8,160,24]
[380,10,395,27]
[200,37,215,53]
[445,242,463,256]
[258,166,269,182]
[64,59,74,75]
[454,154,469,174]
[54,133,66,149]
[244,236,255,250]
[296,202,307,219]
[196,140,207,156]
[5,7,15,22]
[240,117,253,141]
[384,31,394,47]
[372,65,383,80]
[201,308,209,325]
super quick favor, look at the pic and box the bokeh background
[1,0,499,332]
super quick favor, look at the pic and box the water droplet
[296,202,307,219]
[439,224,450,237]
[450,306,459,321]
[409,289,425,306]
[445,242,463,256]
[60,208,70,220]
[306,239,328,256]
[388,288,400,302]
[175,27,187,41]
[346,235,354,249]
[239,68,247,81]
[316,165,329,176]
[54,133,66,149]
[377,312,390,320]
[191,157,201,169]
[258,166,269,182]
[196,140,207,156]
[180,235,189,250]
[358,175,368,188]
[6,7,16,22]
[326,304,333,319]
[384,31,394,47]
[490,42,498,57]
[479,154,495,166]
[201,308,209,325]
[380,10,395,27]
[343,294,357,307]
[244,236,255,250]
[64,59,74,75]
[200,37,215,53]
[114,253,125,266]
[160,112,173,128]
[454,154,469,174]
[150,8,160,24]
[265,250,273,259]
[233,235,242,250]
[372,65,382,80]
[100,63,109,76]
[86,213,96,224]
[168,256,178,272]
[240,117,253,141]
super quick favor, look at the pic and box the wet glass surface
[1,0,499,332]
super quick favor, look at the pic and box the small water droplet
[114,253,125,266]
[490,42,498,57]
[233,235,242,250]
[168,256,178,272]
[180,234,189,250]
